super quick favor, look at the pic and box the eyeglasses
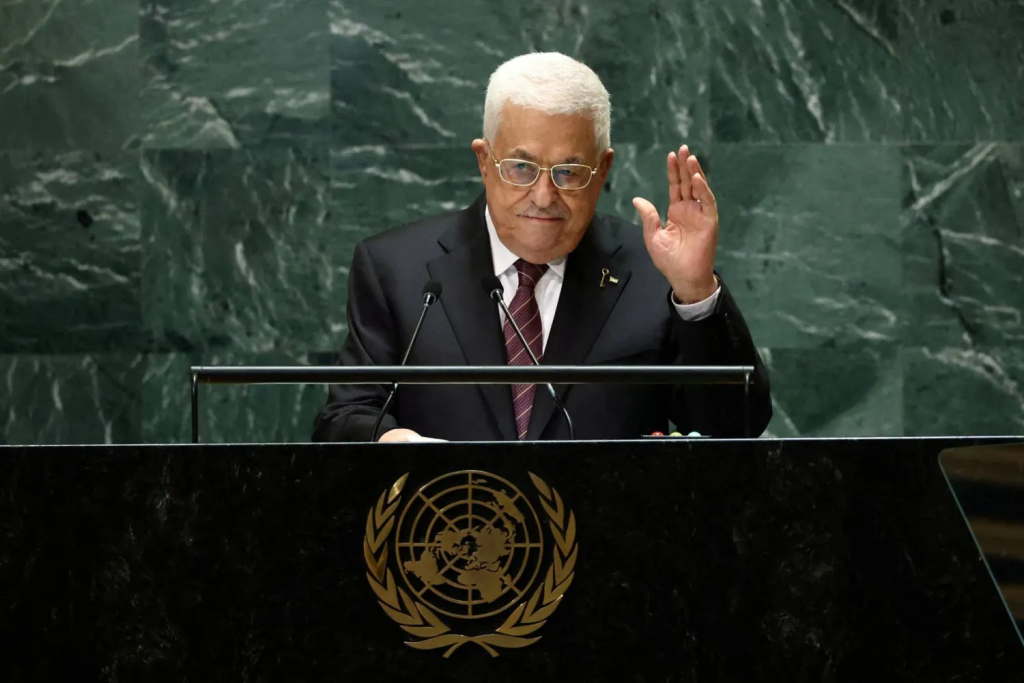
[489,150,598,191]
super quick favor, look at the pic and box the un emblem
[363,470,578,657]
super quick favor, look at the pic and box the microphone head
[481,275,503,300]
[422,279,442,297]
[422,279,442,303]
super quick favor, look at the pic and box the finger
[691,173,717,210]
[676,145,692,201]
[686,153,708,186]
[632,197,662,245]
[667,152,681,204]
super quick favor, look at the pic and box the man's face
[472,104,614,264]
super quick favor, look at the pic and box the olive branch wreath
[363,472,578,658]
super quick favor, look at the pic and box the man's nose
[528,170,557,208]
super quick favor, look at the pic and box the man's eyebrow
[508,149,586,165]
[509,148,538,161]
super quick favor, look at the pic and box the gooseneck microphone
[481,275,575,441]
[371,279,442,442]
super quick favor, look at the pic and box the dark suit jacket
[313,194,771,442]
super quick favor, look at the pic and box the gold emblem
[363,470,578,657]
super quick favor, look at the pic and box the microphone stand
[371,289,438,442]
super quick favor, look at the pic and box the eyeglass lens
[498,160,592,190]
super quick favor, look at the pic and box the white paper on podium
[404,434,449,443]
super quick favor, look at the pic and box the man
[313,53,771,442]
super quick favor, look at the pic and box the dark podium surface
[2,438,1022,682]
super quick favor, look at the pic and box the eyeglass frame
[488,147,600,191]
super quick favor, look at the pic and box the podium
[2,437,1022,681]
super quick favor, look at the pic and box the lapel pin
[599,268,619,288]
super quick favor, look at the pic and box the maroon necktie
[504,259,548,440]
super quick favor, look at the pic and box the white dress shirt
[485,207,721,352]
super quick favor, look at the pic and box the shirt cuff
[671,286,721,322]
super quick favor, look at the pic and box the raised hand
[632,144,719,303]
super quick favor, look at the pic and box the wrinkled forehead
[492,104,599,163]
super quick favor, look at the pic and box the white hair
[483,52,611,153]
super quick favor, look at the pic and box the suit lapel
[427,196,517,441]
[526,221,631,440]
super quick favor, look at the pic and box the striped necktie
[504,259,548,440]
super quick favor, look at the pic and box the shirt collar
[485,205,567,279]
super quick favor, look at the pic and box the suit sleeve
[667,276,772,437]
[312,241,401,442]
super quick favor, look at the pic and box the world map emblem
[363,470,578,657]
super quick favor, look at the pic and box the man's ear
[598,147,615,185]
[471,139,490,179]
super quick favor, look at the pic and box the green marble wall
[1,0,1021,444]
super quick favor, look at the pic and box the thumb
[632,197,661,245]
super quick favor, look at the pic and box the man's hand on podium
[379,428,421,442]
[378,429,448,443]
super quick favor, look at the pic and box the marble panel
[0,353,141,445]
[140,0,330,149]
[0,150,141,352]
[331,0,708,148]
[712,143,902,348]
[140,147,336,354]
[710,0,900,142]
[142,351,326,444]
[901,144,1024,347]
[904,346,1024,436]
[0,0,140,152]
[761,343,903,437]
[901,0,1024,142]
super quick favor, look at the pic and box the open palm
[632,145,719,303]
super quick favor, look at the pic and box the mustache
[516,210,568,219]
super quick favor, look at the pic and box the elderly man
[313,52,771,442]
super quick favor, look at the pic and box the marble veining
[140,0,330,150]
[902,144,1024,347]
[0,0,1022,443]
[0,150,141,353]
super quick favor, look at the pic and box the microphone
[482,275,575,441]
[371,280,442,442]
